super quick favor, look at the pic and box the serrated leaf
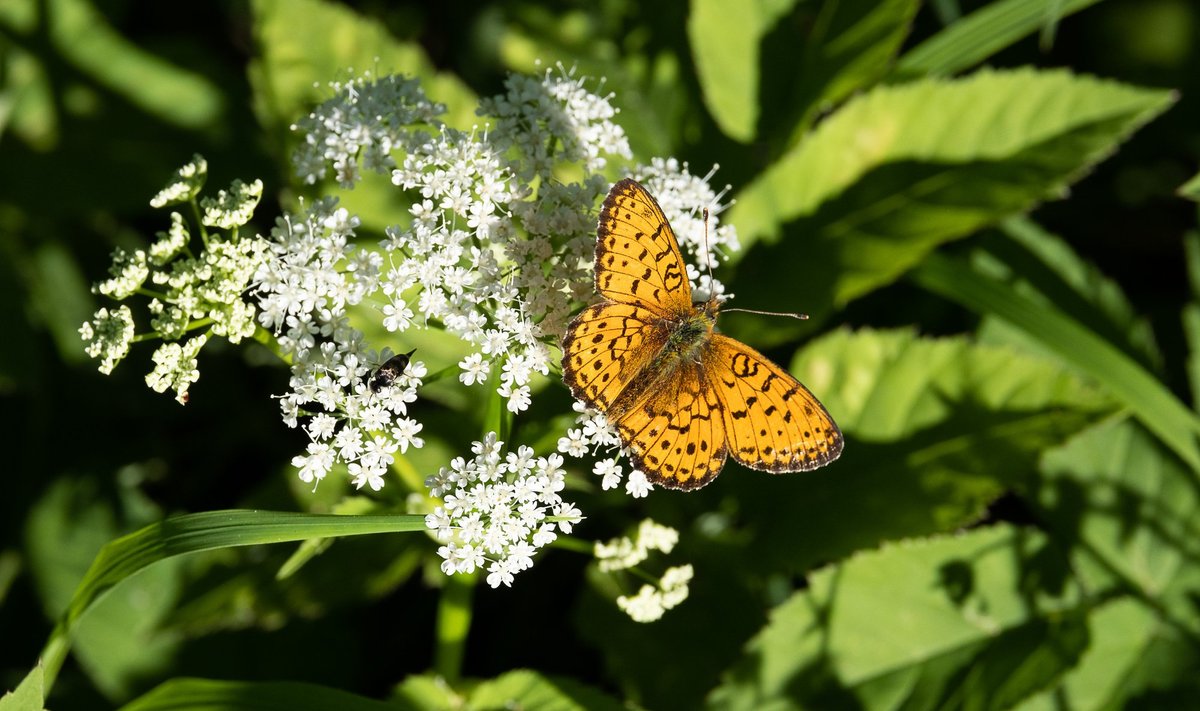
[1017,417,1200,706]
[708,525,1090,711]
[737,328,1113,574]
[118,678,399,711]
[723,69,1173,339]
[0,665,45,711]
[893,0,1103,80]
[469,670,626,711]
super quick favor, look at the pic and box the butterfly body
[562,179,842,490]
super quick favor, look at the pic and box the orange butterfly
[561,179,843,490]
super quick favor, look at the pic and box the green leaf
[1179,169,1200,202]
[0,0,223,132]
[1018,417,1200,706]
[912,251,1200,472]
[25,477,182,700]
[39,510,426,691]
[723,69,1173,339]
[1036,418,1200,631]
[688,0,787,143]
[469,670,627,711]
[709,524,1090,710]
[690,0,918,143]
[973,217,1162,372]
[1016,598,1200,711]
[391,674,463,711]
[119,678,398,711]
[738,327,1113,573]
[893,0,1105,80]
[775,0,920,142]
[0,665,45,711]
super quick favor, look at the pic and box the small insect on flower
[369,349,417,394]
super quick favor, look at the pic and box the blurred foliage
[2,0,1200,709]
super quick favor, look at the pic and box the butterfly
[561,179,843,490]
[369,349,416,394]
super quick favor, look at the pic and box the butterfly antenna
[722,307,810,320]
[702,207,716,289]
[704,189,807,321]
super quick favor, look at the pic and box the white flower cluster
[291,72,444,187]
[79,305,134,375]
[479,66,629,181]
[254,197,428,490]
[617,566,694,623]
[81,155,266,403]
[595,519,692,622]
[425,433,582,588]
[259,66,633,496]
[594,518,680,571]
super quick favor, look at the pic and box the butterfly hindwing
[595,178,693,317]
[706,335,843,472]
[614,362,728,490]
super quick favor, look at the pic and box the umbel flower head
[80,154,266,404]
[84,66,736,601]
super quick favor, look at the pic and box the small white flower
[150,154,207,207]
[424,433,582,588]
[459,352,491,386]
[201,179,263,229]
[617,586,666,623]
[80,305,135,375]
[593,459,623,491]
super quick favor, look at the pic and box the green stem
[434,571,476,684]
[190,198,210,246]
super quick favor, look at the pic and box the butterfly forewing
[706,335,843,472]
[562,302,670,412]
[596,178,693,317]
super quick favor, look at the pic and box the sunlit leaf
[710,524,1091,710]
[470,669,626,711]
[119,678,398,711]
[724,69,1173,340]
[738,327,1114,573]
[893,0,1105,79]
[913,251,1200,472]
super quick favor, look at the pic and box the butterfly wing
[705,334,843,472]
[613,361,728,490]
[562,302,671,413]
[595,178,693,317]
